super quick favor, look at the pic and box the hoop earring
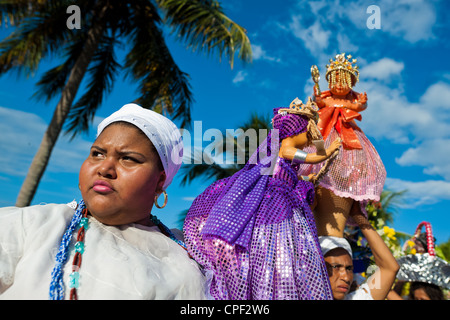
[154,190,168,209]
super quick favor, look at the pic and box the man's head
[319,236,354,300]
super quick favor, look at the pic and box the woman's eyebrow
[91,145,145,158]
[91,145,106,153]
[117,150,146,158]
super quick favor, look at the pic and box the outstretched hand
[357,92,368,105]
[327,137,341,156]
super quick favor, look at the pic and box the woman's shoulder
[0,201,75,215]
[0,202,76,228]
[23,202,76,216]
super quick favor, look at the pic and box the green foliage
[0,0,253,133]
[436,238,450,262]
[0,0,253,205]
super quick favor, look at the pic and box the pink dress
[298,92,386,202]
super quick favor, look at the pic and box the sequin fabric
[298,127,386,202]
[184,111,333,300]
[397,253,450,290]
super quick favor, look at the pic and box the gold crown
[325,53,359,87]
[278,97,319,123]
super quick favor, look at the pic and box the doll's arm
[345,92,367,112]
[279,133,341,164]
[314,87,332,109]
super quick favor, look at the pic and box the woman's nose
[97,157,117,179]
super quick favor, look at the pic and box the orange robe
[317,90,363,150]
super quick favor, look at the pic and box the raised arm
[350,207,400,300]
[345,91,368,112]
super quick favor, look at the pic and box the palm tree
[0,0,252,207]
[366,189,406,229]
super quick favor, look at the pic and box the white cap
[97,103,183,190]
[319,236,353,257]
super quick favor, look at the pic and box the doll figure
[184,98,340,300]
[299,53,386,237]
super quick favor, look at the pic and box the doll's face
[329,72,351,96]
[79,123,166,226]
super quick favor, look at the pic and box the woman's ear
[155,171,167,194]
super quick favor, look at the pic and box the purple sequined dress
[184,110,333,300]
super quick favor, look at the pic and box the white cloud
[379,0,437,43]
[353,71,450,187]
[396,139,450,180]
[0,107,47,176]
[288,15,331,55]
[285,0,438,63]
[251,44,280,63]
[0,106,93,177]
[336,33,359,56]
[385,177,450,207]
[232,70,248,84]
[359,58,404,81]
[355,64,450,145]
[419,81,450,110]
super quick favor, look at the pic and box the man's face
[324,248,354,300]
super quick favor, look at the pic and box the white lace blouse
[0,203,206,300]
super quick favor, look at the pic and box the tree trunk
[15,9,106,207]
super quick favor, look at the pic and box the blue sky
[0,0,449,244]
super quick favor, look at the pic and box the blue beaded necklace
[49,200,186,300]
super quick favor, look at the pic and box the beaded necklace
[68,206,89,300]
[49,200,187,300]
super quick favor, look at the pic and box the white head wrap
[97,103,183,190]
[319,236,353,258]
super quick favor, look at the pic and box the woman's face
[412,288,431,300]
[79,123,166,226]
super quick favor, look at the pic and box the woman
[388,281,446,300]
[300,53,386,237]
[0,103,206,300]
[184,97,341,299]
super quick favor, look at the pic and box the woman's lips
[337,285,349,293]
[93,180,114,193]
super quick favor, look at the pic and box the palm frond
[381,189,407,212]
[0,0,48,27]
[180,161,241,186]
[157,0,252,68]
[65,34,121,138]
[32,34,87,102]
[124,2,193,128]
[179,112,271,185]
[0,1,72,75]
[218,112,272,164]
